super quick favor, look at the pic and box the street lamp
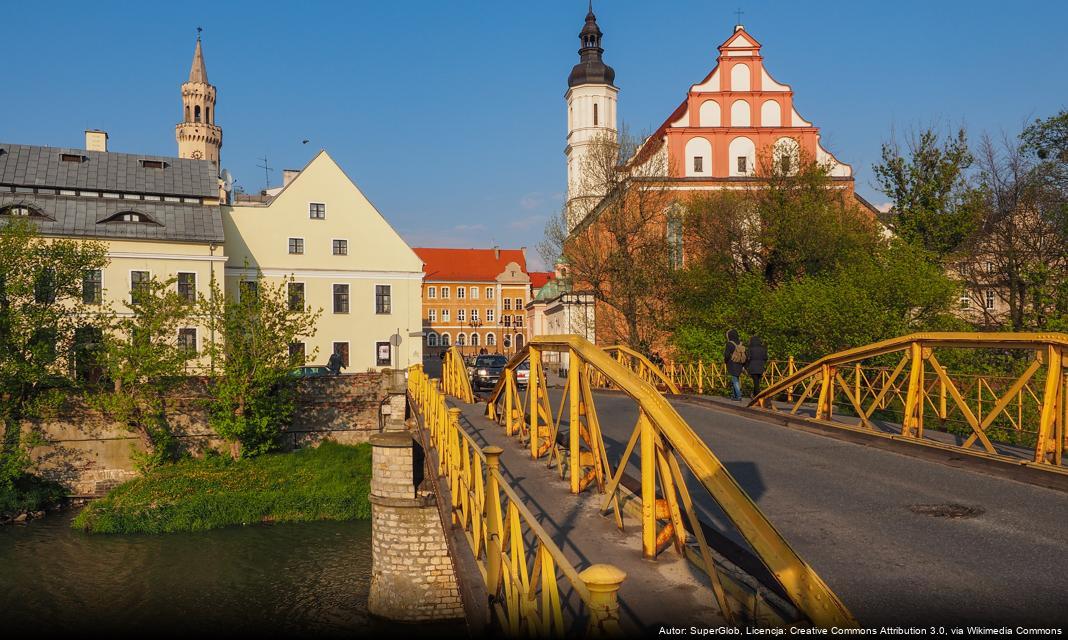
[467,319,484,355]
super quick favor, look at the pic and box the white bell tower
[565,3,617,232]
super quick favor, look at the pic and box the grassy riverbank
[73,441,372,534]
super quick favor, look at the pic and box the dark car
[290,365,332,378]
[471,354,508,391]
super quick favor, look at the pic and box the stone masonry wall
[27,371,391,496]
[367,433,464,622]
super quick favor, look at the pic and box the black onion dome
[567,5,615,87]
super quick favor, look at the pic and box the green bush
[0,472,65,518]
[72,441,372,534]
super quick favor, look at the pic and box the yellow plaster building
[224,152,424,371]
[0,35,423,374]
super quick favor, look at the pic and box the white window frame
[177,327,198,354]
[333,282,350,314]
[427,286,437,299]
[457,309,466,322]
[442,308,451,322]
[470,332,480,347]
[985,289,996,310]
[457,286,466,300]
[288,237,305,255]
[428,309,437,323]
[440,332,450,347]
[427,332,439,347]
[288,281,306,311]
[331,238,349,256]
[441,286,450,299]
[309,202,326,220]
[486,287,495,299]
[471,287,479,300]
[456,332,467,347]
[176,271,198,303]
[374,283,392,315]
[129,269,151,305]
[471,309,479,323]
[83,268,104,305]
[486,332,496,346]
[486,309,495,323]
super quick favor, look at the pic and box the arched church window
[194,106,201,123]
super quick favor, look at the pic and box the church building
[556,5,876,347]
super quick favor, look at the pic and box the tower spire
[568,1,615,88]
[176,30,222,163]
[189,31,208,84]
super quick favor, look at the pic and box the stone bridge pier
[367,428,464,623]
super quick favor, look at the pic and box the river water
[0,510,458,636]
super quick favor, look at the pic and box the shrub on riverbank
[72,441,372,534]
[1,473,66,521]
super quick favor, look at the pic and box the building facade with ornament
[557,5,878,348]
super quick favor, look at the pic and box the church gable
[639,24,852,180]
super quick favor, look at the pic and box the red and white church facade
[655,25,853,181]
[564,11,873,231]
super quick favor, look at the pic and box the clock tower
[175,32,222,164]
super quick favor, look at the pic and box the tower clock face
[191,151,203,159]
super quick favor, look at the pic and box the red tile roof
[528,271,555,290]
[413,247,528,282]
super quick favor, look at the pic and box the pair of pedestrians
[723,329,767,401]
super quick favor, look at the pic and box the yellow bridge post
[569,348,582,494]
[580,564,626,637]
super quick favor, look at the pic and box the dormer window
[60,153,87,163]
[99,211,159,225]
[140,160,169,170]
[0,204,49,218]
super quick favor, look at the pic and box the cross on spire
[734,7,744,25]
[196,26,202,40]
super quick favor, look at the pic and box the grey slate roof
[0,142,217,198]
[0,193,224,243]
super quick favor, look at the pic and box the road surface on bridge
[555,389,1068,627]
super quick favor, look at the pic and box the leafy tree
[873,127,979,257]
[0,218,108,487]
[93,276,197,470]
[200,273,320,458]
[685,158,880,287]
[541,129,676,348]
[672,162,959,363]
[952,131,1068,331]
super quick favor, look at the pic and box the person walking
[745,335,768,397]
[327,350,345,376]
[724,329,746,401]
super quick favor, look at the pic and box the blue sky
[3,1,1066,269]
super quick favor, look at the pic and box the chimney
[282,169,300,186]
[85,129,108,152]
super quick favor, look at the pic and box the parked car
[290,365,332,378]
[471,354,508,391]
[516,361,530,389]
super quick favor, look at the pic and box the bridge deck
[448,398,726,633]
[576,390,1068,627]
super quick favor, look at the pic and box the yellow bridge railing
[408,364,625,637]
[484,335,856,629]
[750,332,1068,469]
[441,345,474,404]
